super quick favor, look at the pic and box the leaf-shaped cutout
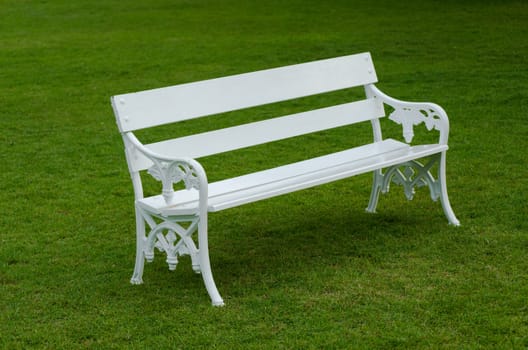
[147,165,164,181]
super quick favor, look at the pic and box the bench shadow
[205,187,447,293]
[131,185,451,304]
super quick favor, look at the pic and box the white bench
[111,52,459,306]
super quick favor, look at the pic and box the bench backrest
[111,52,383,171]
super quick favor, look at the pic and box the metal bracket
[139,208,201,273]
[380,155,441,201]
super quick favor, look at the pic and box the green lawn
[1,0,527,348]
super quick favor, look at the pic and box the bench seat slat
[137,98,383,167]
[137,139,448,216]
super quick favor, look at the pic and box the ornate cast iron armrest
[365,84,450,145]
[124,132,208,205]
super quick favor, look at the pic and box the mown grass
[1,0,527,348]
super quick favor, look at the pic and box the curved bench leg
[197,216,225,306]
[366,153,459,226]
[131,208,146,284]
[438,152,460,226]
[130,208,224,306]
[366,170,383,213]
[129,206,224,306]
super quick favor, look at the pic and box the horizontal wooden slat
[129,98,384,171]
[150,98,382,157]
[112,52,377,132]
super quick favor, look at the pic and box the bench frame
[111,52,459,306]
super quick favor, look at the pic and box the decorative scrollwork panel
[388,106,443,143]
[380,155,441,201]
[147,161,201,203]
[141,217,202,273]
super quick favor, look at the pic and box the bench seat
[138,139,448,216]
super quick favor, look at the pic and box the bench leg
[366,153,459,225]
[197,215,225,306]
[366,169,383,213]
[130,206,224,306]
[438,152,460,226]
[131,207,146,284]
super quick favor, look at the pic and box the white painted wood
[112,52,459,306]
[137,140,449,216]
[112,52,377,132]
[128,98,384,171]
[149,98,383,158]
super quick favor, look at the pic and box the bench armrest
[124,132,208,206]
[365,84,450,144]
